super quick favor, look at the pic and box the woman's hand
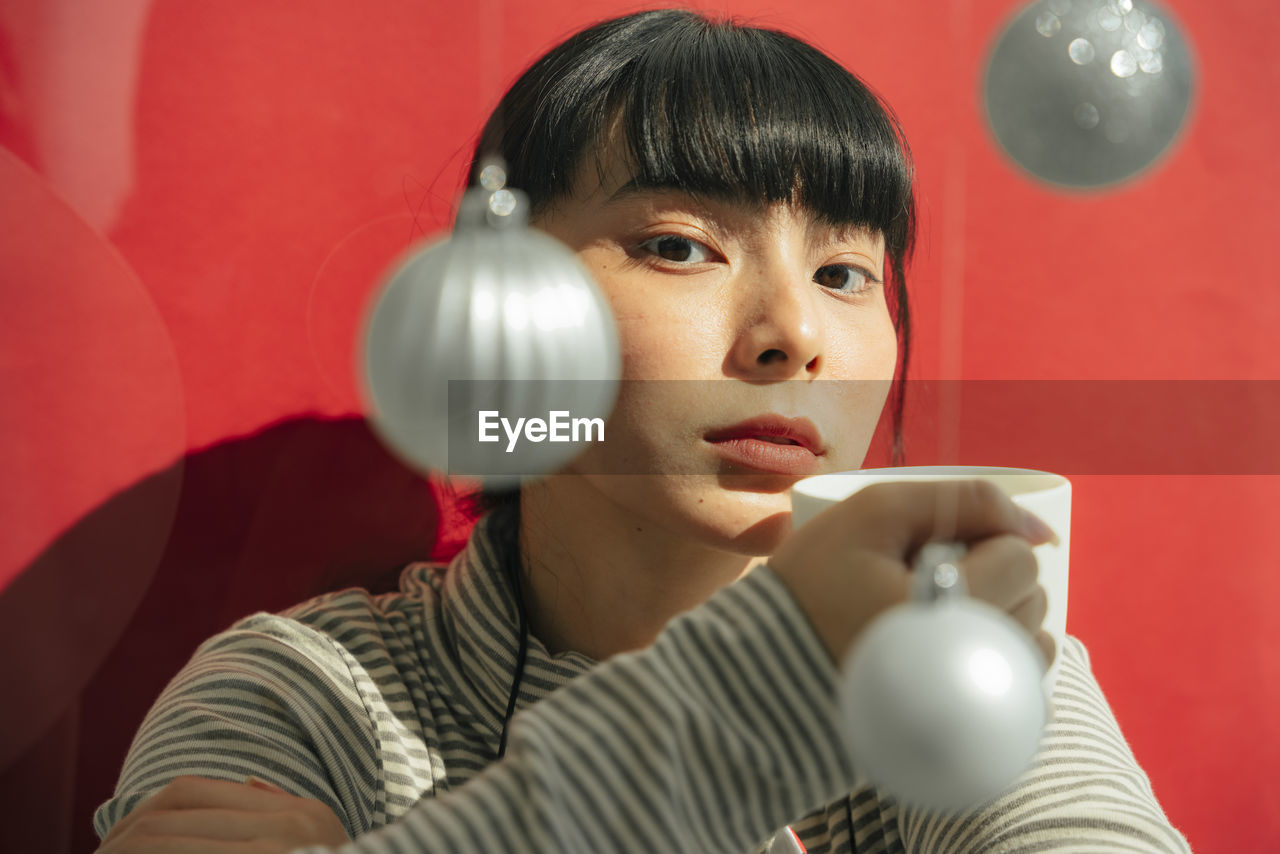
[95,775,349,853]
[770,479,1058,667]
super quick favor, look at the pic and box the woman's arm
[93,601,387,841]
[96,566,854,853]
[292,564,855,853]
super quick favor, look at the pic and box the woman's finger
[1007,584,1050,636]
[961,533,1040,612]
[105,807,285,842]
[1034,629,1057,669]
[101,838,248,854]
[102,776,290,841]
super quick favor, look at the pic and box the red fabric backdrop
[1,1,1275,851]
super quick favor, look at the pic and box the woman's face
[533,147,899,555]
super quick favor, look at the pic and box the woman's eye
[639,235,714,264]
[814,263,880,294]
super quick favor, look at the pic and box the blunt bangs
[473,10,915,265]
[616,25,914,250]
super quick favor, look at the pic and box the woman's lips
[703,415,826,475]
[704,436,823,475]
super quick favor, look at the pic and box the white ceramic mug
[791,466,1071,692]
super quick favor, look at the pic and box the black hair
[461,7,916,515]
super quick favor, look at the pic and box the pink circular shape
[0,149,185,767]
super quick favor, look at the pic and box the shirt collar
[412,511,597,729]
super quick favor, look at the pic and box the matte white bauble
[360,185,620,485]
[839,591,1048,812]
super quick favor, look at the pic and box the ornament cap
[912,542,969,602]
[456,186,532,232]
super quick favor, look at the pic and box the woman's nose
[726,266,825,380]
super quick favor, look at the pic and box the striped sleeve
[92,595,384,841]
[891,634,1192,853]
[294,563,855,854]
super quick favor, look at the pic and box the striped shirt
[95,512,1191,852]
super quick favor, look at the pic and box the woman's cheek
[613,317,659,379]
[832,305,898,378]
[614,314,702,380]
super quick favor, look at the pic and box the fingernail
[1020,508,1060,546]
[245,775,285,793]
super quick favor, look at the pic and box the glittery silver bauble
[839,545,1048,812]
[360,185,620,485]
[984,0,1195,188]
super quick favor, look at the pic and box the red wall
[1,1,1274,851]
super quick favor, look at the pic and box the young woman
[94,9,1189,853]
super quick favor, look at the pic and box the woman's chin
[681,485,797,556]
[558,471,800,556]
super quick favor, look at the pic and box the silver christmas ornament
[360,166,621,485]
[839,544,1048,812]
[984,0,1195,188]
